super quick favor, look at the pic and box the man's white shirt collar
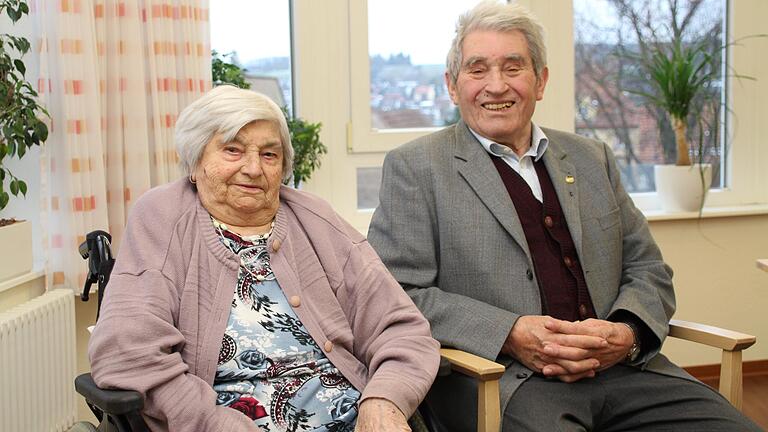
[469,123,549,161]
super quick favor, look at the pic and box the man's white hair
[446,0,547,84]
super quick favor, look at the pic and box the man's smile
[482,101,516,111]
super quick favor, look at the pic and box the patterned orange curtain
[33,0,211,292]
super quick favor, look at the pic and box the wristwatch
[621,321,641,363]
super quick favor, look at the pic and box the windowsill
[0,269,45,294]
[643,203,768,222]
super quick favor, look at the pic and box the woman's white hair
[175,85,294,182]
[446,0,547,84]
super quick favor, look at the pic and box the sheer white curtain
[34,0,211,291]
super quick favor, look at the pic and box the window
[210,1,293,113]
[289,0,766,230]
[573,0,726,193]
[349,0,476,153]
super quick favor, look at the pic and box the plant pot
[0,219,33,282]
[654,164,712,213]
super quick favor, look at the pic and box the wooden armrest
[668,319,756,410]
[439,348,505,432]
[668,319,756,351]
[440,348,505,381]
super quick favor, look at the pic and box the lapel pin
[565,175,575,184]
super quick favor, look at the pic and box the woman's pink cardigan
[88,178,440,432]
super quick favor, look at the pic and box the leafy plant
[0,0,49,211]
[629,33,765,166]
[210,51,327,187]
[283,108,326,188]
[212,50,251,90]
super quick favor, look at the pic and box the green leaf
[7,6,20,22]
[10,179,18,195]
[13,59,25,75]
[34,121,48,142]
[18,180,27,195]
[20,2,29,14]
[0,192,9,211]
[20,38,30,54]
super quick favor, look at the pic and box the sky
[209,1,292,61]
[367,0,476,65]
[210,0,724,65]
[209,0,479,66]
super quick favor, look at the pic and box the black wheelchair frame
[77,231,149,432]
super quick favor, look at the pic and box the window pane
[357,167,383,210]
[574,0,726,193]
[210,1,293,113]
[367,0,476,130]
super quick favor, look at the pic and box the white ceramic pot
[654,164,712,213]
[0,219,33,282]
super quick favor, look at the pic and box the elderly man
[368,1,759,431]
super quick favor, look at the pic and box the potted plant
[1,0,49,281]
[211,51,327,188]
[630,31,763,212]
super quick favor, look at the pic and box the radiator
[0,289,77,432]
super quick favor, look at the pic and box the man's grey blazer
[368,120,695,416]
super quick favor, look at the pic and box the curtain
[34,0,211,292]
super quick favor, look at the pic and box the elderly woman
[88,85,439,432]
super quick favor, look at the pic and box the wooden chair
[440,319,756,432]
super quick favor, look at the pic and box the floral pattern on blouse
[212,220,360,432]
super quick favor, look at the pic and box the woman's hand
[355,398,411,432]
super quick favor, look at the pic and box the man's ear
[536,66,549,101]
[445,71,459,105]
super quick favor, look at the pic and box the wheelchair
[71,231,453,432]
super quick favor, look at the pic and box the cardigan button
[579,304,588,319]
[516,372,529,379]
[271,239,281,252]
[564,256,573,267]
[289,296,301,307]
[324,341,334,353]
[526,269,533,280]
[543,216,554,228]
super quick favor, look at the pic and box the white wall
[651,215,768,365]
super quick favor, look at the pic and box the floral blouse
[212,220,361,432]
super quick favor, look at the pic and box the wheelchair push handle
[79,230,114,310]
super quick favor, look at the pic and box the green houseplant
[628,31,764,212]
[1,0,48,212]
[211,51,327,188]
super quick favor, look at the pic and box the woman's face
[193,120,284,225]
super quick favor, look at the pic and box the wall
[652,215,768,365]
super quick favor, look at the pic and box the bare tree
[574,0,724,191]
